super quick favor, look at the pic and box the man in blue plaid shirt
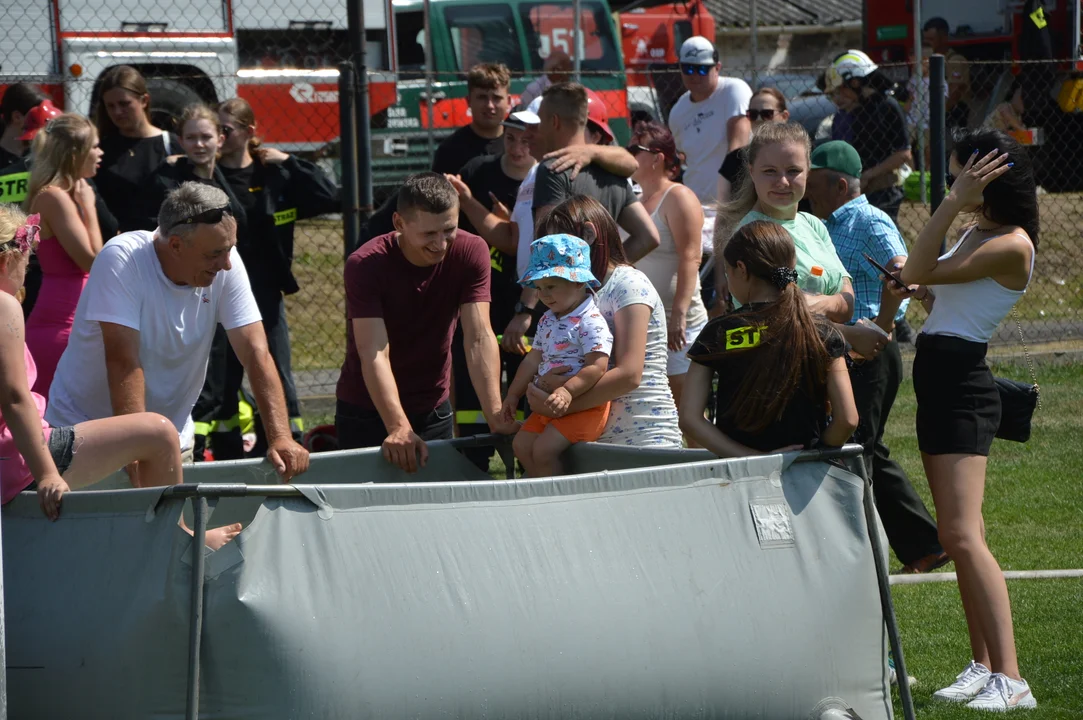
[806,141,947,574]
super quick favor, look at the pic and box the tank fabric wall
[3,453,892,719]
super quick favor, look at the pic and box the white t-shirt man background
[669,76,753,203]
[46,231,261,450]
[513,163,539,281]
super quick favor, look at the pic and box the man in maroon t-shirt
[335,173,517,470]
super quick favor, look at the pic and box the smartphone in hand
[863,253,908,290]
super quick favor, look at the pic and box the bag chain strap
[1012,305,1042,411]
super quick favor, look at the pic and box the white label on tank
[749,502,795,549]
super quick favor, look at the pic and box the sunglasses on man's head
[746,108,776,121]
[174,204,233,230]
[681,63,712,76]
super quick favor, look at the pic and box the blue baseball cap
[520,234,599,289]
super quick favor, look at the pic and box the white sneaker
[888,656,917,687]
[966,673,1037,711]
[933,660,992,702]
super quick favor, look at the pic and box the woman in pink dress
[24,113,104,398]
[0,206,239,547]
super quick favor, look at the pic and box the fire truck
[864,0,1083,190]
[2,0,393,150]
[3,0,630,197]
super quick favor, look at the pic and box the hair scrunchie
[770,266,798,290]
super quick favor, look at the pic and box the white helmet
[824,50,878,92]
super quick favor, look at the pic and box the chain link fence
[648,59,1083,351]
[2,0,1081,408]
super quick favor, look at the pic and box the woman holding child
[525,195,682,449]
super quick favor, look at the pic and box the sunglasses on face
[681,63,712,76]
[746,108,777,121]
[172,204,233,232]
[947,172,956,186]
[626,144,653,155]
[221,125,236,138]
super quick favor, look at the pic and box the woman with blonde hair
[717,86,790,202]
[24,113,104,398]
[94,65,181,231]
[714,122,853,321]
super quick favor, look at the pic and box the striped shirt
[823,195,909,324]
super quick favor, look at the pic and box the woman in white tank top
[627,122,709,415]
[894,130,1039,710]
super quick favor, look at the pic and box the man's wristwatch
[513,301,532,316]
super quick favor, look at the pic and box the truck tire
[145,77,203,132]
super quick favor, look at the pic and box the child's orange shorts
[520,402,611,443]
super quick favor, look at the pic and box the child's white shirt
[534,295,613,377]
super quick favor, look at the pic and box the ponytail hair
[714,122,811,252]
[218,97,263,153]
[706,220,831,432]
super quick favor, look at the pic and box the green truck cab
[371,0,630,198]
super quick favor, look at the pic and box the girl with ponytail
[679,220,858,456]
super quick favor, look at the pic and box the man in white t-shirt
[46,182,310,480]
[667,36,753,205]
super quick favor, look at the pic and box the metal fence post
[339,61,361,260]
[423,0,436,162]
[929,54,947,252]
[573,0,582,82]
[347,0,373,218]
[749,0,758,90]
[912,0,926,203]
[185,496,209,720]
[854,459,917,720]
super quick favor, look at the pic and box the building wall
[715,28,864,71]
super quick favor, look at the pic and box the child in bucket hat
[502,234,613,476]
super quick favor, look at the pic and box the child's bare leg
[513,430,540,477]
[529,426,572,477]
[63,415,241,549]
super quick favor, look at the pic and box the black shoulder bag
[994,307,1041,443]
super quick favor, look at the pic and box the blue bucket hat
[520,234,600,289]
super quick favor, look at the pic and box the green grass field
[884,363,1083,718]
